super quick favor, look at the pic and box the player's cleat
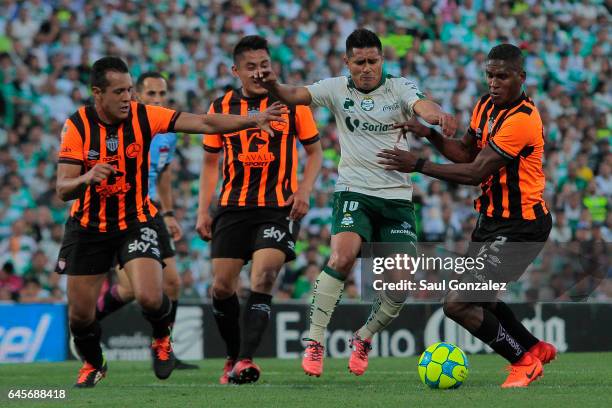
[175,358,199,370]
[74,360,107,388]
[228,359,261,384]
[219,358,235,384]
[348,333,372,376]
[501,352,543,388]
[302,339,325,377]
[529,341,557,365]
[151,336,176,380]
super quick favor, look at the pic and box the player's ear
[343,54,349,66]
[91,86,102,97]
[231,64,239,77]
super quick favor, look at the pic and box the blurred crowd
[0,0,610,304]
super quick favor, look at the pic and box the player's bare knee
[251,266,279,293]
[442,292,464,319]
[328,253,354,275]
[68,308,94,327]
[212,280,235,299]
[163,276,181,300]
[135,292,162,311]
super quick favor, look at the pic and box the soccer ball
[418,342,469,389]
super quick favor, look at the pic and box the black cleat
[151,336,176,380]
[74,361,107,388]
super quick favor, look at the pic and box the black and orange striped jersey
[203,90,319,208]
[58,101,180,232]
[469,93,548,220]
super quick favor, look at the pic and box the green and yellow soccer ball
[418,342,469,389]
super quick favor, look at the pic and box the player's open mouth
[120,106,129,113]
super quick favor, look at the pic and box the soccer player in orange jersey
[196,36,322,384]
[377,44,556,388]
[55,56,284,387]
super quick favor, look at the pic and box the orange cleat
[74,360,107,388]
[302,339,325,377]
[529,341,557,365]
[501,352,543,388]
[228,359,261,384]
[219,358,235,384]
[348,333,372,376]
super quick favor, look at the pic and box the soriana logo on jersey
[238,131,275,167]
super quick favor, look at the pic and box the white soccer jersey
[306,75,424,200]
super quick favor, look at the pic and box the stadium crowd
[0,0,610,304]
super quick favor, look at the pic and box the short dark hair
[90,56,129,90]
[136,71,165,91]
[346,28,382,57]
[233,35,270,62]
[487,44,524,71]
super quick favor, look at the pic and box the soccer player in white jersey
[253,28,457,376]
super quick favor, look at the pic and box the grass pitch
[1,353,610,408]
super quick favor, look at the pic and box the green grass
[1,353,611,408]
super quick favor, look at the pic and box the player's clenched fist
[251,68,277,89]
[84,163,116,185]
[437,112,457,137]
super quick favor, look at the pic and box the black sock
[239,291,272,361]
[96,284,128,321]
[71,321,103,368]
[212,293,241,360]
[169,300,179,332]
[488,301,539,350]
[142,294,172,339]
[471,309,525,363]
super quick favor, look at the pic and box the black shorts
[211,206,299,262]
[55,218,163,276]
[457,213,552,301]
[152,212,176,259]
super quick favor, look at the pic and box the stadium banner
[203,303,612,358]
[68,303,204,361]
[60,302,612,360]
[0,304,67,363]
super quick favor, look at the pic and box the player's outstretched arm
[195,150,220,241]
[395,117,478,164]
[251,68,312,106]
[56,163,116,201]
[174,102,286,136]
[377,145,506,185]
[412,99,457,137]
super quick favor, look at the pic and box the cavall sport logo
[238,131,276,167]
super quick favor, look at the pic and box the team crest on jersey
[361,97,375,111]
[270,115,288,132]
[247,107,260,116]
[126,143,141,158]
[106,135,119,152]
[341,213,354,226]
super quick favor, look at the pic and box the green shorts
[331,191,417,246]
